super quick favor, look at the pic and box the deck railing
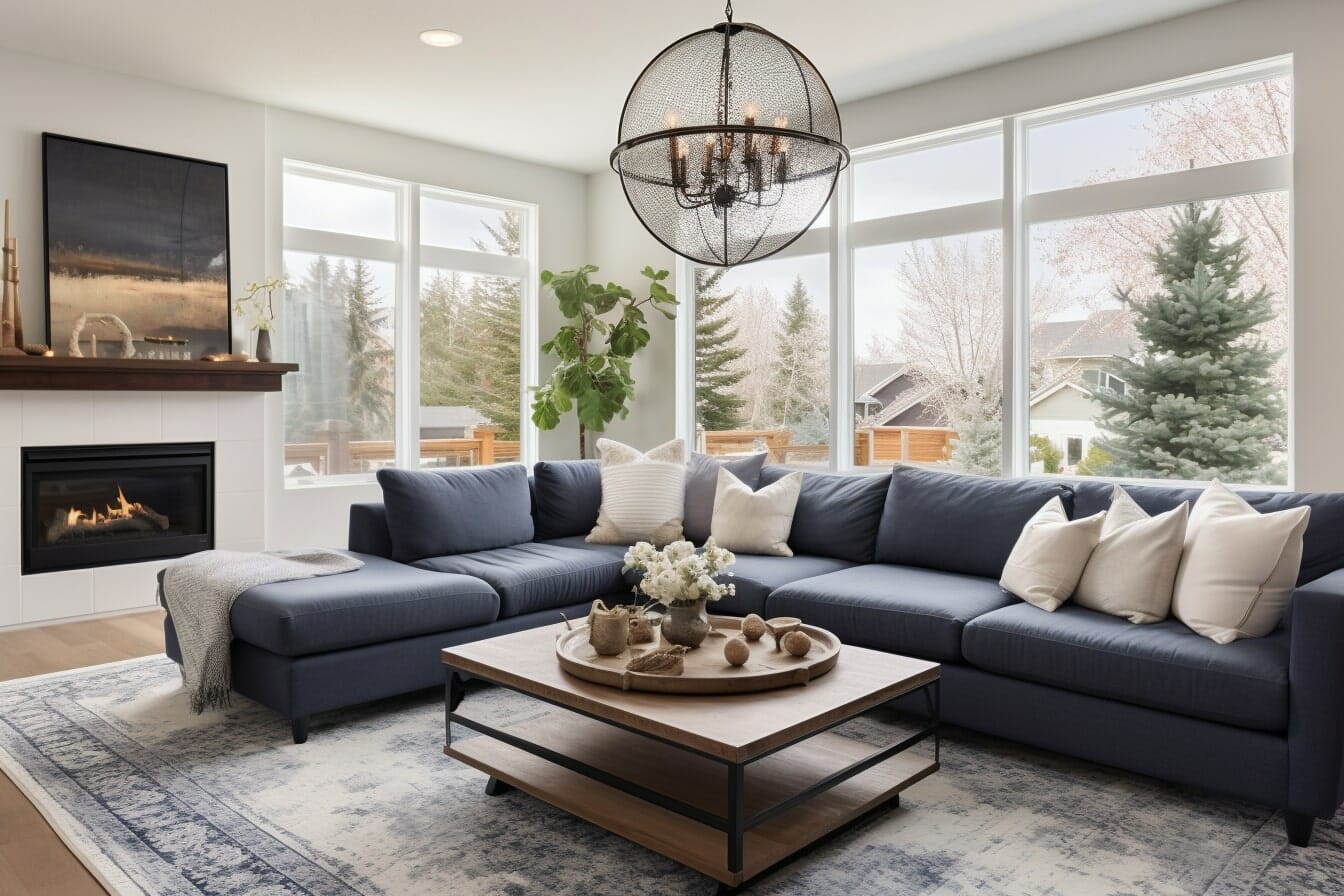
[284,423,520,475]
[699,425,957,467]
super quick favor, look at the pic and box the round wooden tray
[555,615,841,694]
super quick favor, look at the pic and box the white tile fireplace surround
[0,391,266,629]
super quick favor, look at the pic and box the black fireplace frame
[21,442,215,575]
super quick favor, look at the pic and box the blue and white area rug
[0,656,1340,895]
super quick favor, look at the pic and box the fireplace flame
[47,485,170,543]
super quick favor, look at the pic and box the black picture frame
[41,133,232,359]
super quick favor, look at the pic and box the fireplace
[21,443,214,575]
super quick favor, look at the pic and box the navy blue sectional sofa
[163,461,1344,847]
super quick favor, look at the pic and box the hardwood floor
[0,610,166,896]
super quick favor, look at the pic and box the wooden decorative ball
[740,614,767,642]
[724,636,750,666]
[782,630,813,657]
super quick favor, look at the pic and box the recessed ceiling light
[419,29,463,48]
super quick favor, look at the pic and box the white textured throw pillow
[1000,497,1105,611]
[1172,481,1309,644]
[1073,486,1189,624]
[587,438,686,547]
[709,467,802,557]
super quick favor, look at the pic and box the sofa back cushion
[759,466,891,562]
[376,465,534,562]
[684,452,768,544]
[532,460,602,540]
[1071,480,1344,585]
[875,465,1075,579]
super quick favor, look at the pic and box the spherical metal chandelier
[610,1,849,267]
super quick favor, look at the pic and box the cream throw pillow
[1000,497,1105,611]
[1073,486,1189,624]
[587,438,686,547]
[1172,480,1309,644]
[709,467,802,557]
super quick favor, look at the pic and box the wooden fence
[700,425,957,466]
[284,423,520,475]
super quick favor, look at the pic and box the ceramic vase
[661,598,710,649]
[255,329,273,363]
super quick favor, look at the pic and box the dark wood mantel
[0,355,298,392]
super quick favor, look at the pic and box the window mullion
[395,183,420,471]
[831,171,852,472]
[1006,116,1030,478]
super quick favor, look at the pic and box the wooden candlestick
[0,199,22,355]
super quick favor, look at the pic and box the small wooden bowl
[765,616,803,651]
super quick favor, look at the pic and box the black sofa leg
[1285,811,1315,847]
[290,717,309,745]
[485,776,514,797]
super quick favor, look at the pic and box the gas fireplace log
[45,503,171,544]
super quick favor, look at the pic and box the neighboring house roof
[419,406,484,428]
[1029,378,1094,407]
[1034,309,1136,361]
[853,362,907,402]
[872,387,943,426]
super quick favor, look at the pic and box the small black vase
[254,329,273,362]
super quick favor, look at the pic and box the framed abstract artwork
[42,133,231,359]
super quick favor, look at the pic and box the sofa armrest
[348,502,395,559]
[1288,568,1344,817]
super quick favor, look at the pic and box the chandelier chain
[725,1,733,22]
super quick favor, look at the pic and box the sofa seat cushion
[716,554,856,617]
[962,602,1289,731]
[765,564,1014,661]
[414,542,628,618]
[230,553,499,657]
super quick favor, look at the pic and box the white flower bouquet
[623,538,736,607]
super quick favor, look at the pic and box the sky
[703,96,1203,358]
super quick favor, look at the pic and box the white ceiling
[0,0,1236,173]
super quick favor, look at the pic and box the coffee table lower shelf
[446,711,938,889]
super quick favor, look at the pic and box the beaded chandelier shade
[610,2,849,267]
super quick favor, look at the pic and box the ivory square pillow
[710,467,802,557]
[1073,485,1189,624]
[1000,497,1105,611]
[587,438,686,547]
[1172,481,1310,644]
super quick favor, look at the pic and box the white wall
[0,50,266,355]
[582,174,678,454]
[261,108,588,548]
[0,47,590,571]
[590,0,1344,490]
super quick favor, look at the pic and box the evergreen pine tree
[437,213,524,440]
[949,380,1002,476]
[694,268,747,432]
[1095,203,1285,482]
[769,276,829,441]
[344,258,395,439]
[419,270,465,407]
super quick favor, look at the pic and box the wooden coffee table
[441,624,940,893]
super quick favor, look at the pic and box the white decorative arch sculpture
[68,312,137,358]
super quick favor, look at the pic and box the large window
[678,58,1293,486]
[850,127,1004,474]
[282,163,537,485]
[690,252,832,467]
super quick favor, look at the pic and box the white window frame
[676,55,1293,486]
[282,160,539,487]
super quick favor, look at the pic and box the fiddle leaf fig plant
[532,264,677,458]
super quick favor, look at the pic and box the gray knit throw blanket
[160,549,364,713]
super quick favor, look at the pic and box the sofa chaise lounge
[162,461,1344,846]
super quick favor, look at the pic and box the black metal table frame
[444,667,940,894]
